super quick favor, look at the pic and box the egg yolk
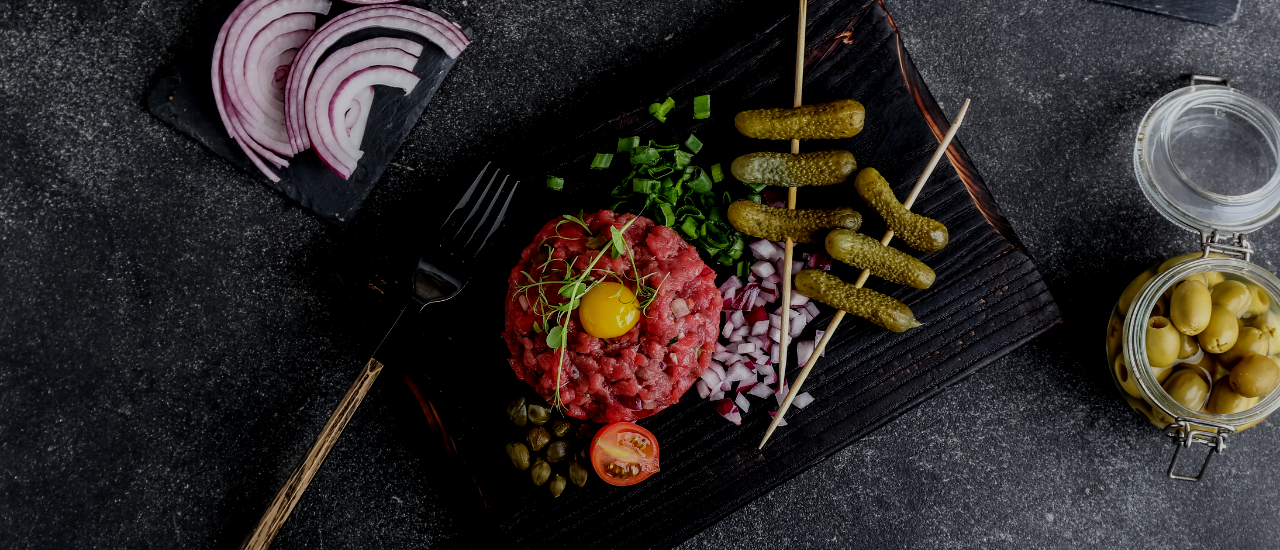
[579,282,640,339]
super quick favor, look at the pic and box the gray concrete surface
[4,0,1280,548]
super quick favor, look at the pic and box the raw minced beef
[501,210,723,422]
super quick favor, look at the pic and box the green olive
[527,404,551,426]
[545,440,570,463]
[506,442,531,471]
[1158,252,1226,274]
[1211,280,1252,317]
[1221,327,1271,367]
[549,474,567,497]
[1206,272,1226,287]
[525,427,551,452]
[735,99,865,140]
[1170,280,1212,336]
[1244,282,1272,319]
[1154,365,1175,384]
[530,458,551,486]
[551,419,572,438]
[1177,331,1200,359]
[1162,369,1210,410]
[1207,378,1256,415]
[1229,354,1280,398]
[1150,297,1169,320]
[569,461,589,487]
[1119,267,1156,317]
[1197,305,1240,354]
[1107,312,1124,363]
[1145,316,1180,368]
[1114,355,1143,399]
[507,397,528,427]
[1251,311,1280,351]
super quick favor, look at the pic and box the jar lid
[1134,81,1280,236]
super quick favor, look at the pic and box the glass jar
[1107,76,1280,481]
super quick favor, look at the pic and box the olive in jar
[1177,331,1201,360]
[1145,316,1181,368]
[1162,369,1210,411]
[1229,354,1280,398]
[1206,378,1257,415]
[1220,327,1271,368]
[1115,356,1143,399]
[1250,310,1280,351]
[1244,282,1272,319]
[1119,268,1156,317]
[1197,305,1240,354]
[1211,280,1253,317]
[1170,280,1212,336]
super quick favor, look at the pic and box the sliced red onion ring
[264,49,300,102]
[343,0,402,3]
[311,55,419,177]
[285,5,468,150]
[346,86,374,149]
[226,0,330,130]
[213,0,276,179]
[244,14,315,122]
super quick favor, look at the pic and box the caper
[549,474,567,498]
[1145,316,1180,369]
[794,269,920,332]
[1114,355,1143,399]
[1221,327,1271,368]
[1162,369,1210,410]
[1244,283,1272,319]
[1212,280,1252,317]
[731,150,857,187]
[1230,354,1280,398]
[1177,330,1200,360]
[527,404,551,426]
[507,397,528,427]
[735,99,865,140]
[530,459,551,486]
[1197,305,1239,354]
[569,461,589,487]
[1207,378,1256,415]
[853,168,948,253]
[1170,280,1212,336]
[506,442,531,471]
[727,200,862,243]
[545,440,570,463]
[551,419,572,438]
[525,427,551,451]
[1119,267,1156,317]
[825,229,935,289]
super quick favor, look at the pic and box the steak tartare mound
[502,210,723,423]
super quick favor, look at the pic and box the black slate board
[1090,0,1240,25]
[146,0,464,227]
[334,1,1063,548]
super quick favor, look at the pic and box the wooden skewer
[759,98,972,450]
[776,0,807,388]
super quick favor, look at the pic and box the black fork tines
[439,163,519,259]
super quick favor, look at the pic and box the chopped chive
[617,136,639,153]
[684,134,703,154]
[736,261,749,277]
[590,153,614,169]
[693,94,711,119]
[673,150,693,170]
[710,163,724,183]
[649,96,675,123]
[547,175,564,191]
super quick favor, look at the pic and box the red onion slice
[284,6,469,151]
[346,86,374,149]
[342,0,401,3]
[212,0,282,181]
[244,13,315,122]
[264,49,300,102]
[225,0,331,129]
[307,47,419,176]
[318,66,419,177]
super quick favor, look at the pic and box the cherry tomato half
[590,422,660,486]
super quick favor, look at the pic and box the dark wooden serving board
[325,1,1064,548]
[146,0,464,228]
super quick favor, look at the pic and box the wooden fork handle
[238,358,385,550]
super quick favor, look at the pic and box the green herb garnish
[693,94,710,119]
[547,175,564,191]
[648,96,676,123]
[590,153,614,169]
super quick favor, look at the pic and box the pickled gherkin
[794,269,921,332]
[726,200,861,243]
[734,99,865,140]
[854,168,948,253]
[731,151,856,187]
[825,229,935,289]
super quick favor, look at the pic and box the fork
[238,164,518,550]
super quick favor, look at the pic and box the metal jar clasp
[1164,419,1235,482]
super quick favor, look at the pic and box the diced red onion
[712,351,735,363]
[719,276,744,295]
[751,261,775,279]
[708,363,726,382]
[765,273,781,284]
[695,379,711,399]
[723,288,737,303]
[670,298,690,318]
[775,382,790,404]
[790,315,807,338]
[716,400,742,425]
[805,302,820,319]
[793,392,814,409]
[730,310,746,328]
[768,409,787,426]
[701,367,723,388]
[790,291,809,307]
[761,279,777,291]
[792,260,803,274]
[747,383,775,399]
[750,351,768,365]
[720,380,732,392]
[746,335,764,349]
[797,339,815,367]
[715,341,727,354]
[750,320,769,336]
[769,327,781,342]
[736,342,756,355]
[725,363,754,383]
[763,372,777,385]
[749,239,779,261]
[770,345,780,365]
[710,389,725,402]
[735,393,751,413]
[756,361,776,377]
[721,322,734,339]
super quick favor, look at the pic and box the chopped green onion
[684,134,703,154]
[743,181,767,193]
[648,96,676,123]
[590,153,614,169]
[693,94,711,119]
[673,150,693,170]
[710,163,724,183]
[679,217,699,238]
[687,169,713,194]
[736,261,749,277]
[746,193,762,203]
[725,235,744,259]
[630,146,660,165]
[617,136,639,153]
[547,175,564,191]
[632,178,659,194]
[658,203,675,226]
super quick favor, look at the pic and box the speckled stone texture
[4,0,1280,548]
